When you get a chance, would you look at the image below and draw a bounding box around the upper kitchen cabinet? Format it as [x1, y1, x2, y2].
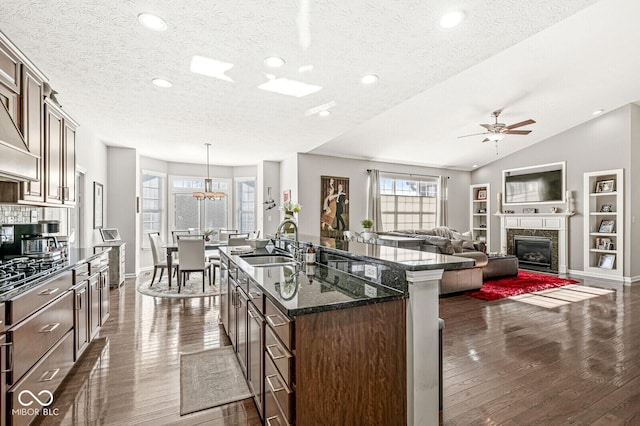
[0, 31, 78, 207]
[45, 98, 77, 206]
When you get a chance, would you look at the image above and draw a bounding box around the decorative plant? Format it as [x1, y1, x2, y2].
[361, 219, 373, 229]
[281, 200, 302, 213]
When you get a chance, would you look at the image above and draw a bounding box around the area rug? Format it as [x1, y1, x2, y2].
[180, 346, 252, 415]
[137, 272, 218, 299]
[466, 270, 579, 301]
[509, 284, 614, 309]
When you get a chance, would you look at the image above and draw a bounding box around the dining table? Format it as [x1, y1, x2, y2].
[163, 240, 228, 287]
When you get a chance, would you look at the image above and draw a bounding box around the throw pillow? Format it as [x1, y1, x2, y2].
[460, 231, 476, 250]
[422, 235, 454, 255]
[451, 239, 464, 253]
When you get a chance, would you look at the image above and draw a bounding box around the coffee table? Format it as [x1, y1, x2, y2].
[483, 254, 519, 280]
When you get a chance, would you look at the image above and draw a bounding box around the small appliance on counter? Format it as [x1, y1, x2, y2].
[0, 221, 65, 261]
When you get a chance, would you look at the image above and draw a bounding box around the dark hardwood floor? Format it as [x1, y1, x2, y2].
[440, 276, 640, 426]
[32, 273, 639, 425]
[35, 273, 261, 426]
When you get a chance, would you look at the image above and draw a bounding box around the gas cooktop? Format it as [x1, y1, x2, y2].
[0, 257, 67, 295]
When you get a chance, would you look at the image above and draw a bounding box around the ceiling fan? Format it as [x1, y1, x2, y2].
[458, 109, 536, 142]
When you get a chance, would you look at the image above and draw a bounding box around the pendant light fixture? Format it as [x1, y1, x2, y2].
[193, 143, 226, 201]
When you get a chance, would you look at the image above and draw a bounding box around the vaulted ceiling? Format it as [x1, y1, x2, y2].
[1, 0, 637, 170]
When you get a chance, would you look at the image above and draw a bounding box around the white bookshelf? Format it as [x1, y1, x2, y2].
[470, 183, 490, 251]
[583, 169, 623, 279]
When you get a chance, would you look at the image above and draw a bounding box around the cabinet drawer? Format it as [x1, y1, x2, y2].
[265, 386, 291, 426]
[8, 330, 74, 426]
[73, 263, 90, 284]
[265, 355, 294, 425]
[265, 298, 293, 350]
[9, 291, 74, 384]
[265, 325, 293, 388]
[248, 280, 264, 313]
[88, 255, 103, 275]
[7, 271, 73, 325]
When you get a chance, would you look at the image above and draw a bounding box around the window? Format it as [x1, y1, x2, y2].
[170, 176, 231, 233]
[236, 178, 256, 233]
[380, 175, 438, 231]
[141, 171, 165, 249]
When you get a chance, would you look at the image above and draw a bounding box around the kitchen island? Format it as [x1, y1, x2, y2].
[220, 237, 474, 425]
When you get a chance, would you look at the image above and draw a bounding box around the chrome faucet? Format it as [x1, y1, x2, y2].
[276, 219, 301, 264]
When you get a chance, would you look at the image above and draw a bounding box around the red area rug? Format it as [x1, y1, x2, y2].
[466, 270, 579, 301]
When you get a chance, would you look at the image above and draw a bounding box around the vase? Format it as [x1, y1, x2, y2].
[284, 211, 296, 233]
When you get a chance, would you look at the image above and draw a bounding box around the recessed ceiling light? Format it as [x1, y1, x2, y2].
[305, 101, 337, 117]
[360, 74, 379, 85]
[190, 56, 234, 82]
[258, 78, 322, 97]
[264, 56, 286, 68]
[592, 109, 605, 116]
[298, 64, 314, 73]
[138, 13, 168, 31]
[152, 78, 172, 88]
[472, 164, 479, 168]
[318, 110, 331, 117]
[440, 11, 465, 29]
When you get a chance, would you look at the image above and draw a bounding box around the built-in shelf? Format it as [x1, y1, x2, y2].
[469, 183, 490, 251]
[583, 169, 624, 280]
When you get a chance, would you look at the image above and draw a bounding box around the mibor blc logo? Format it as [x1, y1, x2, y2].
[12, 390, 59, 417]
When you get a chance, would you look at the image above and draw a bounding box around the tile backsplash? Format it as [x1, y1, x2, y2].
[0, 205, 39, 224]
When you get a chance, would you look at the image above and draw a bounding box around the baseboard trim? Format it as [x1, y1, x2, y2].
[568, 269, 634, 285]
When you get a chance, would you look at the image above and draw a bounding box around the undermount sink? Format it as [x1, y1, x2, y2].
[240, 254, 296, 267]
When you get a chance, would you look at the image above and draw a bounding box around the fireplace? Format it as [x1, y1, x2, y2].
[514, 236, 552, 272]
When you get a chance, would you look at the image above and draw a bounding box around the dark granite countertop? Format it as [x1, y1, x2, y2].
[0, 248, 107, 302]
[220, 246, 405, 317]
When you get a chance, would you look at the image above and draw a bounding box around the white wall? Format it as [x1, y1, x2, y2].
[471, 105, 634, 275]
[257, 161, 280, 236]
[630, 104, 640, 280]
[293, 153, 471, 237]
[75, 126, 108, 249]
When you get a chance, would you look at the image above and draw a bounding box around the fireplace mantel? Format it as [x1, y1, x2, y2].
[496, 212, 574, 273]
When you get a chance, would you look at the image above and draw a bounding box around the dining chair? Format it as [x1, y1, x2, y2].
[176, 235, 212, 292]
[148, 232, 178, 286]
[228, 236, 249, 246]
[171, 229, 191, 243]
[218, 229, 239, 242]
[248, 230, 260, 239]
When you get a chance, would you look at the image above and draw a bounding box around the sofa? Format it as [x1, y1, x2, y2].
[378, 227, 488, 295]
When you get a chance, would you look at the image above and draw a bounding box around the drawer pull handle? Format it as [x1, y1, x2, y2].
[266, 314, 287, 328]
[38, 288, 59, 296]
[76, 293, 82, 310]
[266, 374, 286, 393]
[266, 415, 283, 426]
[39, 368, 60, 382]
[40, 323, 60, 333]
[0, 341, 13, 373]
[266, 344, 290, 361]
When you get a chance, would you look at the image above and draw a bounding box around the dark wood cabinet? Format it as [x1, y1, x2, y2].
[20, 66, 44, 202]
[43, 99, 77, 206]
[0, 334, 7, 426]
[62, 119, 76, 205]
[220, 261, 229, 332]
[247, 303, 264, 418]
[99, 266, 110, 326]
[0, 40, 20, 92]
[73, 280, 90, 360]
[0, 83, 19, 126]
[88, 273, 101, 340]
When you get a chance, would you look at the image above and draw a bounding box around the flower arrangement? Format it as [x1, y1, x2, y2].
[281, 200, 302, 213]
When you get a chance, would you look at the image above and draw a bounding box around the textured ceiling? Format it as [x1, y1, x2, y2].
[0, 0, 613, 168]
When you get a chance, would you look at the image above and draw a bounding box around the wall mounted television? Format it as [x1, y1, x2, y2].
[503, 162, 565, 204]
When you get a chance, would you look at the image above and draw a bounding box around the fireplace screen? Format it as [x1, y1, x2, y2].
[514, 236, 552, 271]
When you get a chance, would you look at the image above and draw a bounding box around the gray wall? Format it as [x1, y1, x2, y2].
[471, 105, 634, 276]
[107, 147, 139, 274]
[257, 161, 280, 236]
[293, 153, 471, 237]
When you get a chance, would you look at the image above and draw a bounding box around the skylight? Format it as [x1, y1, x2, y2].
[258, 78, 322, 98]
[190, 56, 234, 82]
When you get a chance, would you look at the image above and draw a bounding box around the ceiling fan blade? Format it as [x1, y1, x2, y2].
[481, 138, 491, 143]
[457, 132, 490, 138]
[479, 124, 493, 130]
[506, 129, 532, 135]
[506, 119, 536, 129]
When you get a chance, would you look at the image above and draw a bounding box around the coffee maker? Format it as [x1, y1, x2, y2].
[0, 221, 62, 259]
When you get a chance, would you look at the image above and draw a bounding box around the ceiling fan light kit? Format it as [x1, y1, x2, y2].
[459, 109, 536, 144]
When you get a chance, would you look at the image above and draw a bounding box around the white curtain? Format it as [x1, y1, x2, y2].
[437, 175, 448, 227]
[367, 169, 383, 232]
